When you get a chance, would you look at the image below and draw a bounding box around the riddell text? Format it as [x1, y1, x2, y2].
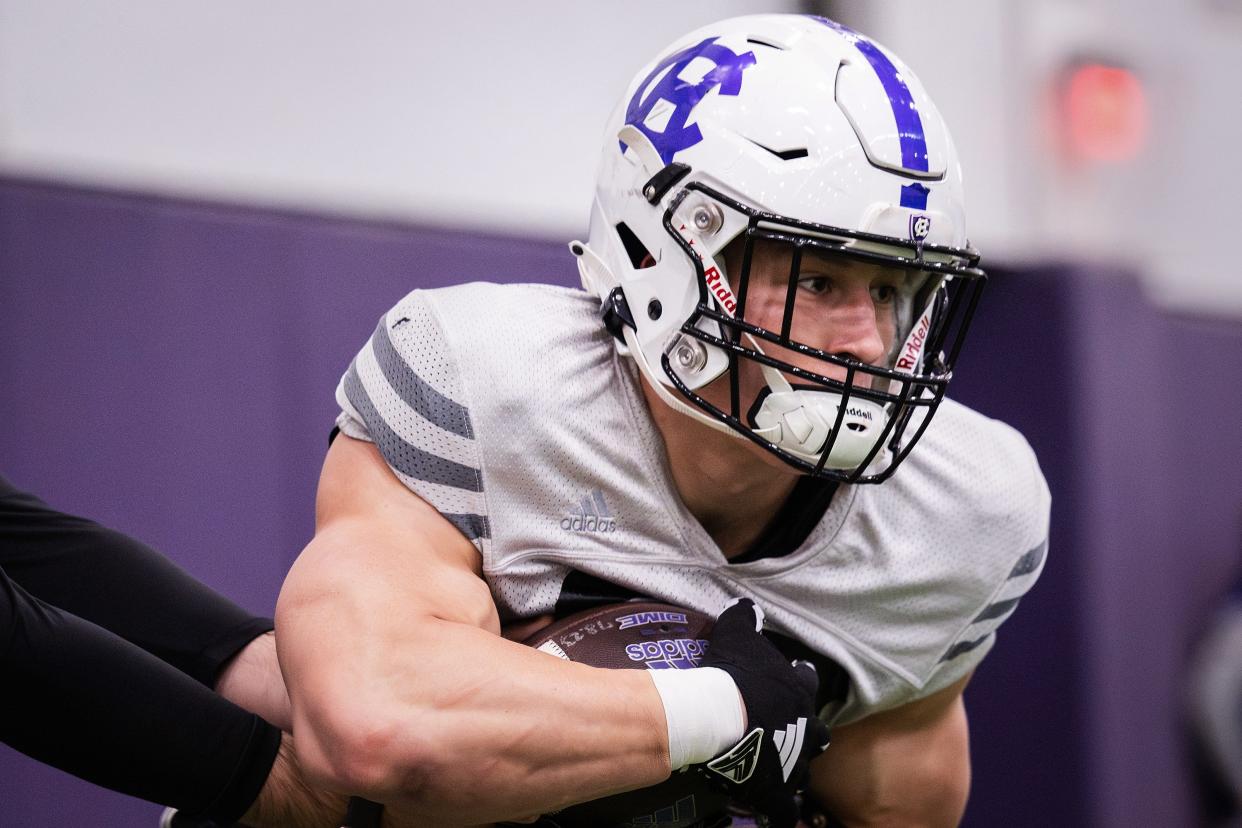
[896, 313, 930, 371]
[704, 266, 738, 314]
[678, 222, 739, 314]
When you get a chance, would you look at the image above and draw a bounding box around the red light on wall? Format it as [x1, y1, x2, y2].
[1060, 62, 1149, 163]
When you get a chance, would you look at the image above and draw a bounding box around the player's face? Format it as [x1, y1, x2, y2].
[711, 238, 917, 399]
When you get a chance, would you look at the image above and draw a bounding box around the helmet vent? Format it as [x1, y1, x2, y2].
[745, 37, 785, 50]
[745, 137, 809, 161]
[615, 222, 656, 270]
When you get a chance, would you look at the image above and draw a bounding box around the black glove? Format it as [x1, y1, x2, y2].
[695, 599, 831, 828]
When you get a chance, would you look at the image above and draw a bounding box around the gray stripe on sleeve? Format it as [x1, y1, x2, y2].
[1008, 539, 1048, 579]
[370, 316, 475, 439]
[940, 632, 993, 663]
[975, 597, 1020, 623]
[343, 362, 483, 492]
[444, 512, 491, 541]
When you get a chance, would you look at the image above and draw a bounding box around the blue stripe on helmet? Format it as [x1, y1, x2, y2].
[811, 17, 930, 175]
[900, 182, 930, 210]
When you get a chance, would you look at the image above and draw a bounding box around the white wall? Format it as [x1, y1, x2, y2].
[841, 0, 1242, 317]
[0, 1, 798, 235]
[3, 1, 1240, 316]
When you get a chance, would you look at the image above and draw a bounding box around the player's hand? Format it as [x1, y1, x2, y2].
[695, 599, 830, 828]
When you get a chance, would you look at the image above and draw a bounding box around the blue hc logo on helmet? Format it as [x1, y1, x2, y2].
[909, 214, 932, 242]
[624, 37, 757, 165]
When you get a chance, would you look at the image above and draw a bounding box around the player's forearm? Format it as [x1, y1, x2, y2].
[241, 734, 474, 828]
[288, 623, 670, 821]
[216, 631, 293, 732]
[397, 625, 672, 821]
[276, 535, 671, 822]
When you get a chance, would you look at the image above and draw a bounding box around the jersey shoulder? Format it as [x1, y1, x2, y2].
[344, 281, 611, 428]
[422, 281, 604, 346]
[903, 397, 1051, 597]
[332, 282, 604, 549]
[874, 398, 1050, 699]
[915, 397, 1049, 523]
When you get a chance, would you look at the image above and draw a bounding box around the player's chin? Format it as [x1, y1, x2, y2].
[737, 431, 808, 477]
[697, 389, 808, 476]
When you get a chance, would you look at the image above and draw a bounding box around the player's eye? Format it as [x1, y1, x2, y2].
[797, 275, 832, 295]
[870, 284, 898, 304]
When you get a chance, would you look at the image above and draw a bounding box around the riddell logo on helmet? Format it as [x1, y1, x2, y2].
[676, 222, 738, 314]
[896, 313, 931, 371]
[704, 266, 737, 314]
[844, 406, 874, 421]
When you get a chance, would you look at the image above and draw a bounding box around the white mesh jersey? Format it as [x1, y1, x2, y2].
[336, 282, 1050, 725]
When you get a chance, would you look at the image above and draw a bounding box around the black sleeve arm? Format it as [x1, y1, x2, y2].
[0, 564, 280, 822]
[0, 477, 272, 686]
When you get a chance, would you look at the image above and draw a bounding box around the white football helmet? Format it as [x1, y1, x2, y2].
[572, 14, 986, 483]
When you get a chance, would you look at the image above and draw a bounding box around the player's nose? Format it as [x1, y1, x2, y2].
[821, 293, 887, 370]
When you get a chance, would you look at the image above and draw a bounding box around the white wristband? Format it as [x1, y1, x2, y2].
[648, 667, 746, 769]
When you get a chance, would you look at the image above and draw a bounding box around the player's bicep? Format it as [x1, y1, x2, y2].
[315, 431, 479, 569]
[298, 432, 495, 629]
[275, 435, 500, 790]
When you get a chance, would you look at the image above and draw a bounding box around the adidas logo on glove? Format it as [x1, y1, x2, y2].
[705, 717, 808, 785]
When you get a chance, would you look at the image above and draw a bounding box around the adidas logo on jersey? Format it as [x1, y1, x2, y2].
[561, 488, 617, 533]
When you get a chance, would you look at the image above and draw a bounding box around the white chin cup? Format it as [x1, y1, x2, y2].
[752, 387, 888, 469]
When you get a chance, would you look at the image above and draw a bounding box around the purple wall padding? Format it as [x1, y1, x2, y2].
[1072, 276, 1242, 827]
[3, 177, 1242, 827]
[0, 178, 579, 825]
[949, 267, 1091, 827]
[952, 265, 1242, 827]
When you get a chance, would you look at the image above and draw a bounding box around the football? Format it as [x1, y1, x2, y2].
[523, 602, 732, 828]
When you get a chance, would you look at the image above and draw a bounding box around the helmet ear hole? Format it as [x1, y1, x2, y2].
[615, 222, 656, 270]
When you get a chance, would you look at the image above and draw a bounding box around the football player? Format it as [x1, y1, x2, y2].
[276, 14, 1049, 827]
